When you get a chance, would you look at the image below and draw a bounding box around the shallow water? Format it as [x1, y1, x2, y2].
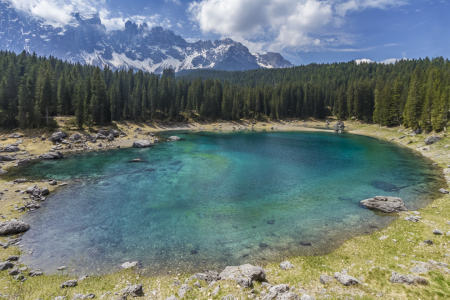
[11, 131, 444, 275]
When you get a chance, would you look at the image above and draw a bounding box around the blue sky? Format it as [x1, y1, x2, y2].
[6, 0, 450, 66]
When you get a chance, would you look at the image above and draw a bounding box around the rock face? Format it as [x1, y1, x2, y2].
[390, 272, 428, 285]
[279, 261, 294, 270]
[0, 220, 30, 235]
[121, 284, 144, 297]
[334, 272, 361, 286]
[132, 140, 153, 148]
[360, 196, 407, 213]
[333, 121, 345, 132]
[424, 136, 441, 145]
[49, 131, 67, 142]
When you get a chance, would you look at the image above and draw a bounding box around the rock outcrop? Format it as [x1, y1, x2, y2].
[0, 220, 30, 235]
[424, 136, 441, 145]
[133, 140, 153, 148]
[390, 272, 428, 285]
[334, 272, 361, 286]
[360, 196, 407, 213]
[39, 152, 64, 159]
[121, 284, 144, 297]
[49, 131, 67, 142]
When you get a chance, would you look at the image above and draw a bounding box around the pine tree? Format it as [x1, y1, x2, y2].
[403, 68, 423, 129]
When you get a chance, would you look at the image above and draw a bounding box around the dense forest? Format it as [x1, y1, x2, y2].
[0, 50, 449, 132]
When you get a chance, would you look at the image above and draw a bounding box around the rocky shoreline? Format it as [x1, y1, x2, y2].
[0, 120, 449, 300]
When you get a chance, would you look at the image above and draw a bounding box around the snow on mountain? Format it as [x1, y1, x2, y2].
[0, 1, 293, 73]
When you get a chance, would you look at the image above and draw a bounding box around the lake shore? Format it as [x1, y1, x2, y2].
[0, 119, 449, 300]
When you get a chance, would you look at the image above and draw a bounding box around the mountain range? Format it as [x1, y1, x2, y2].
[0, 2, 293, 73]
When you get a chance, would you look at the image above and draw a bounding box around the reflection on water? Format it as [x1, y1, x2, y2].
[10, 131, 444, 276]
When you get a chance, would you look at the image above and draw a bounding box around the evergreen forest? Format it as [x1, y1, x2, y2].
[0, 50, 449, 132]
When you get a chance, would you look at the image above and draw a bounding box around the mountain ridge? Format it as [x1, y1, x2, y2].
[0, 2, 293, 73]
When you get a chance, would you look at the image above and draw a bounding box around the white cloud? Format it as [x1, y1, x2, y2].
[189, 0, 409, 52]
[164, 0, 181, 5]
[6, 0, 101, 26]
[336, 0, 409, 16]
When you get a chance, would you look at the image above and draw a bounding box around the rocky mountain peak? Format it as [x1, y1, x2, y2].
[0, 4, 293, 73]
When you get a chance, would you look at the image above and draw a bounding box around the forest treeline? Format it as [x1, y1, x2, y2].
[0, 50, 449, 131]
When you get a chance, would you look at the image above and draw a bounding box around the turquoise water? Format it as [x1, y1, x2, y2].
[11, 131, 443, 276]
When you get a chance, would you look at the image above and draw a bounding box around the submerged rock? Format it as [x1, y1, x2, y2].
[0, 220, 30, 235]
[371, 180, 401, 192]
[168, 136, 181, 141]
[360, 196, 407, 213]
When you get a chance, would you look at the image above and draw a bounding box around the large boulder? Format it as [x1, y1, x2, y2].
[360, 196, 407, 213]
[262, 284, 300, 300]
[0, 155, 15, 161]
[26, 185, 41, 196]
[49, 131, 67, 142]
[133, 140, 153, 148]
[390, 271, 428, 285]
[0, 220, 30, 235]
[4, 145, 20, 152]
[69, 133, 82, 141]
[39, 152, 64, 160]
[424, 135, 441, 145]
[0, 262, 14, 271]
[334, 272, 361, 286]
[98, 129, 109, 136]
[168, 136, 181, 141]
[110, 129, 120, 137]
[61, 280, 77, 288]
[107, 134, 115, 142]
[333, 121, 345, 132]
[9, 133, 22, 138]
[96, 133, 107, 140]
[121, 284, 144, 297]
[239, 264, 266, 281]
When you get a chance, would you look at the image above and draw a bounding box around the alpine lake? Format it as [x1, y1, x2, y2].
[6, 130, 445, 276]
